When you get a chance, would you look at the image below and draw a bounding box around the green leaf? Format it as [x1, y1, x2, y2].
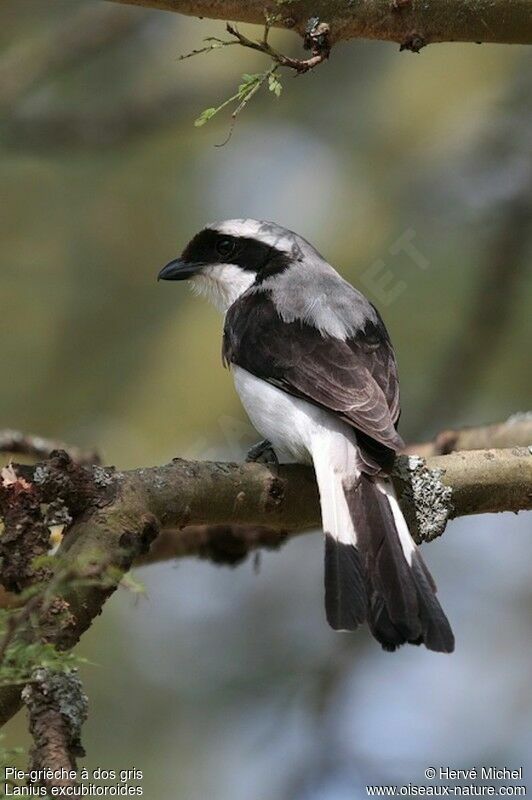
[0, 605, 89, 688]
[238, 73, 261, 96]
[194, 107, 218, 127]
[268, 74, 283, 97]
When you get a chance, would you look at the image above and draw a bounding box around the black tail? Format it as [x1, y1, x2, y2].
[325, 474, 454, 653]
[324, 533, 367, 631]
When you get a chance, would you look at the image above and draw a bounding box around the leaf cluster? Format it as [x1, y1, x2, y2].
[194, 67, 282, 136]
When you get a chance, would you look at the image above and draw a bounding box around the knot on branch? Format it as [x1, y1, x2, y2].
[22, 668, 88, 790]
[399, 32, 426, 52]
[303, 17, 331, 60]
[394, 455, 453, 542]
[264, 473, 285, 511]
[118, 513, 160, 565]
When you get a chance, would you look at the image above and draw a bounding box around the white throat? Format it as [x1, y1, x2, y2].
[189, 263, 255, 313]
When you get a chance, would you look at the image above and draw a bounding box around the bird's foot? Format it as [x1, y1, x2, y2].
[246, 439, 279, 466]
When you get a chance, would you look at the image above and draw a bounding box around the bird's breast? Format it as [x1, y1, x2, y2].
[231, 365, 314, 464]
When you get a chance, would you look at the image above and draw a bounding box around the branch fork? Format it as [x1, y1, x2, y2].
[226, 19, 330, 73]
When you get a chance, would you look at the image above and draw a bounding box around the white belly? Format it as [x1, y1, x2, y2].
[232, 365, 355, 465]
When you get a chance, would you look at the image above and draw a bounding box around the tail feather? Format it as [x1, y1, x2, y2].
[410, 551, 455, 652]
[312, 435, 454, 652]
[346, 474, 454, 653]
[346, 475, 423, 647]
[324, 534, 367, 630]
[368, 596, 415, 652]
[313, 436, 367, 631]
[375, 480, 454, 651]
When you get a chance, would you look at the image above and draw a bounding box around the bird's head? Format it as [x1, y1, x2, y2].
[158, 219, 307, 312]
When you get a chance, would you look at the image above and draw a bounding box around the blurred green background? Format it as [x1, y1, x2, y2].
[1, 2, 531, 798]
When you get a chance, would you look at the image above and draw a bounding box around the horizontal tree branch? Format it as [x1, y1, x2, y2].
[129, 445, 532, 569]
[140, 445, 532, 564]
[108, 0, 532, 46]
[405, 412, 532, 457]
[0, 430, 100, 466]
[0, 417, 530, 728]
[132, 448, 532, 534]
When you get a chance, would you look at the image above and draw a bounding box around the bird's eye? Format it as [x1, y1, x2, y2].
[216, 238, 237, 259]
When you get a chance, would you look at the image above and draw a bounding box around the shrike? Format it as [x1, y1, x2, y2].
[159, 219, 454, 653]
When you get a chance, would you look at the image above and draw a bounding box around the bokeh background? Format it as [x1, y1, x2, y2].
[1, 2, 531, 797]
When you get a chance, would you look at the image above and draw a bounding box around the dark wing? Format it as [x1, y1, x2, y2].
[223, 290, 403, 457]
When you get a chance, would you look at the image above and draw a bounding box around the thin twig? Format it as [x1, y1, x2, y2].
[215, 64, 277, 146]
[226, 22, 330, 73]
[177, 36, 238, 60]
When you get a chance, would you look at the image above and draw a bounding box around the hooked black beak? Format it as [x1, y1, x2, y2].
[157, 258, 205, 281]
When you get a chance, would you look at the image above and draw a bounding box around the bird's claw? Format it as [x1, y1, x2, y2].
[246, 439, 279, 465]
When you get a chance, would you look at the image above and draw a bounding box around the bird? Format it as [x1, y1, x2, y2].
[158, 219, 454, 653]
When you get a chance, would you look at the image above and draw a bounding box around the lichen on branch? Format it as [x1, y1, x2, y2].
[22, 668, 88, 793]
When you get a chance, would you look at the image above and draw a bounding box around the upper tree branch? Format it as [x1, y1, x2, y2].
[108, 0, 532, 46]
[404, 413, 532, 457]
